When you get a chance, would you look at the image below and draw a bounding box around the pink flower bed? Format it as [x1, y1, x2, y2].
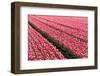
[28, 25, 65, 60]
[32, 16, 88, 42]
[37, 15, 88, 31]
[28, 15, 88, 58]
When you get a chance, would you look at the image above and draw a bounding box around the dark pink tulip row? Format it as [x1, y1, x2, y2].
[28, 25, 65, 60]
[32, 16, 88, 42]
[28, 15, 88, 58]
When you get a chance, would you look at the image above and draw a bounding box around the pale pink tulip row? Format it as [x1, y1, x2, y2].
[32, 16, 87, 42]
[36, 15, 88, 31]
[28, 15, 88, 58]
[28, 25, 65, 60]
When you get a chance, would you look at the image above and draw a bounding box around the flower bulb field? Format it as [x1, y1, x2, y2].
[28, 15, 88, 61]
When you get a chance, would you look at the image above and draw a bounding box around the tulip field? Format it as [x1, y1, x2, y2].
[28, 15, 88, 60]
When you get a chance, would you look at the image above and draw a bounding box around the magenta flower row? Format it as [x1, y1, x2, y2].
[28, 25, 65, 60]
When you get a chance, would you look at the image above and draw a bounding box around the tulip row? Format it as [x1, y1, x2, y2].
[36, 15, 88, 31]
[28, 15, 88, 58]
[28, 24, 65, 60]
[32, 15, 88, 42]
